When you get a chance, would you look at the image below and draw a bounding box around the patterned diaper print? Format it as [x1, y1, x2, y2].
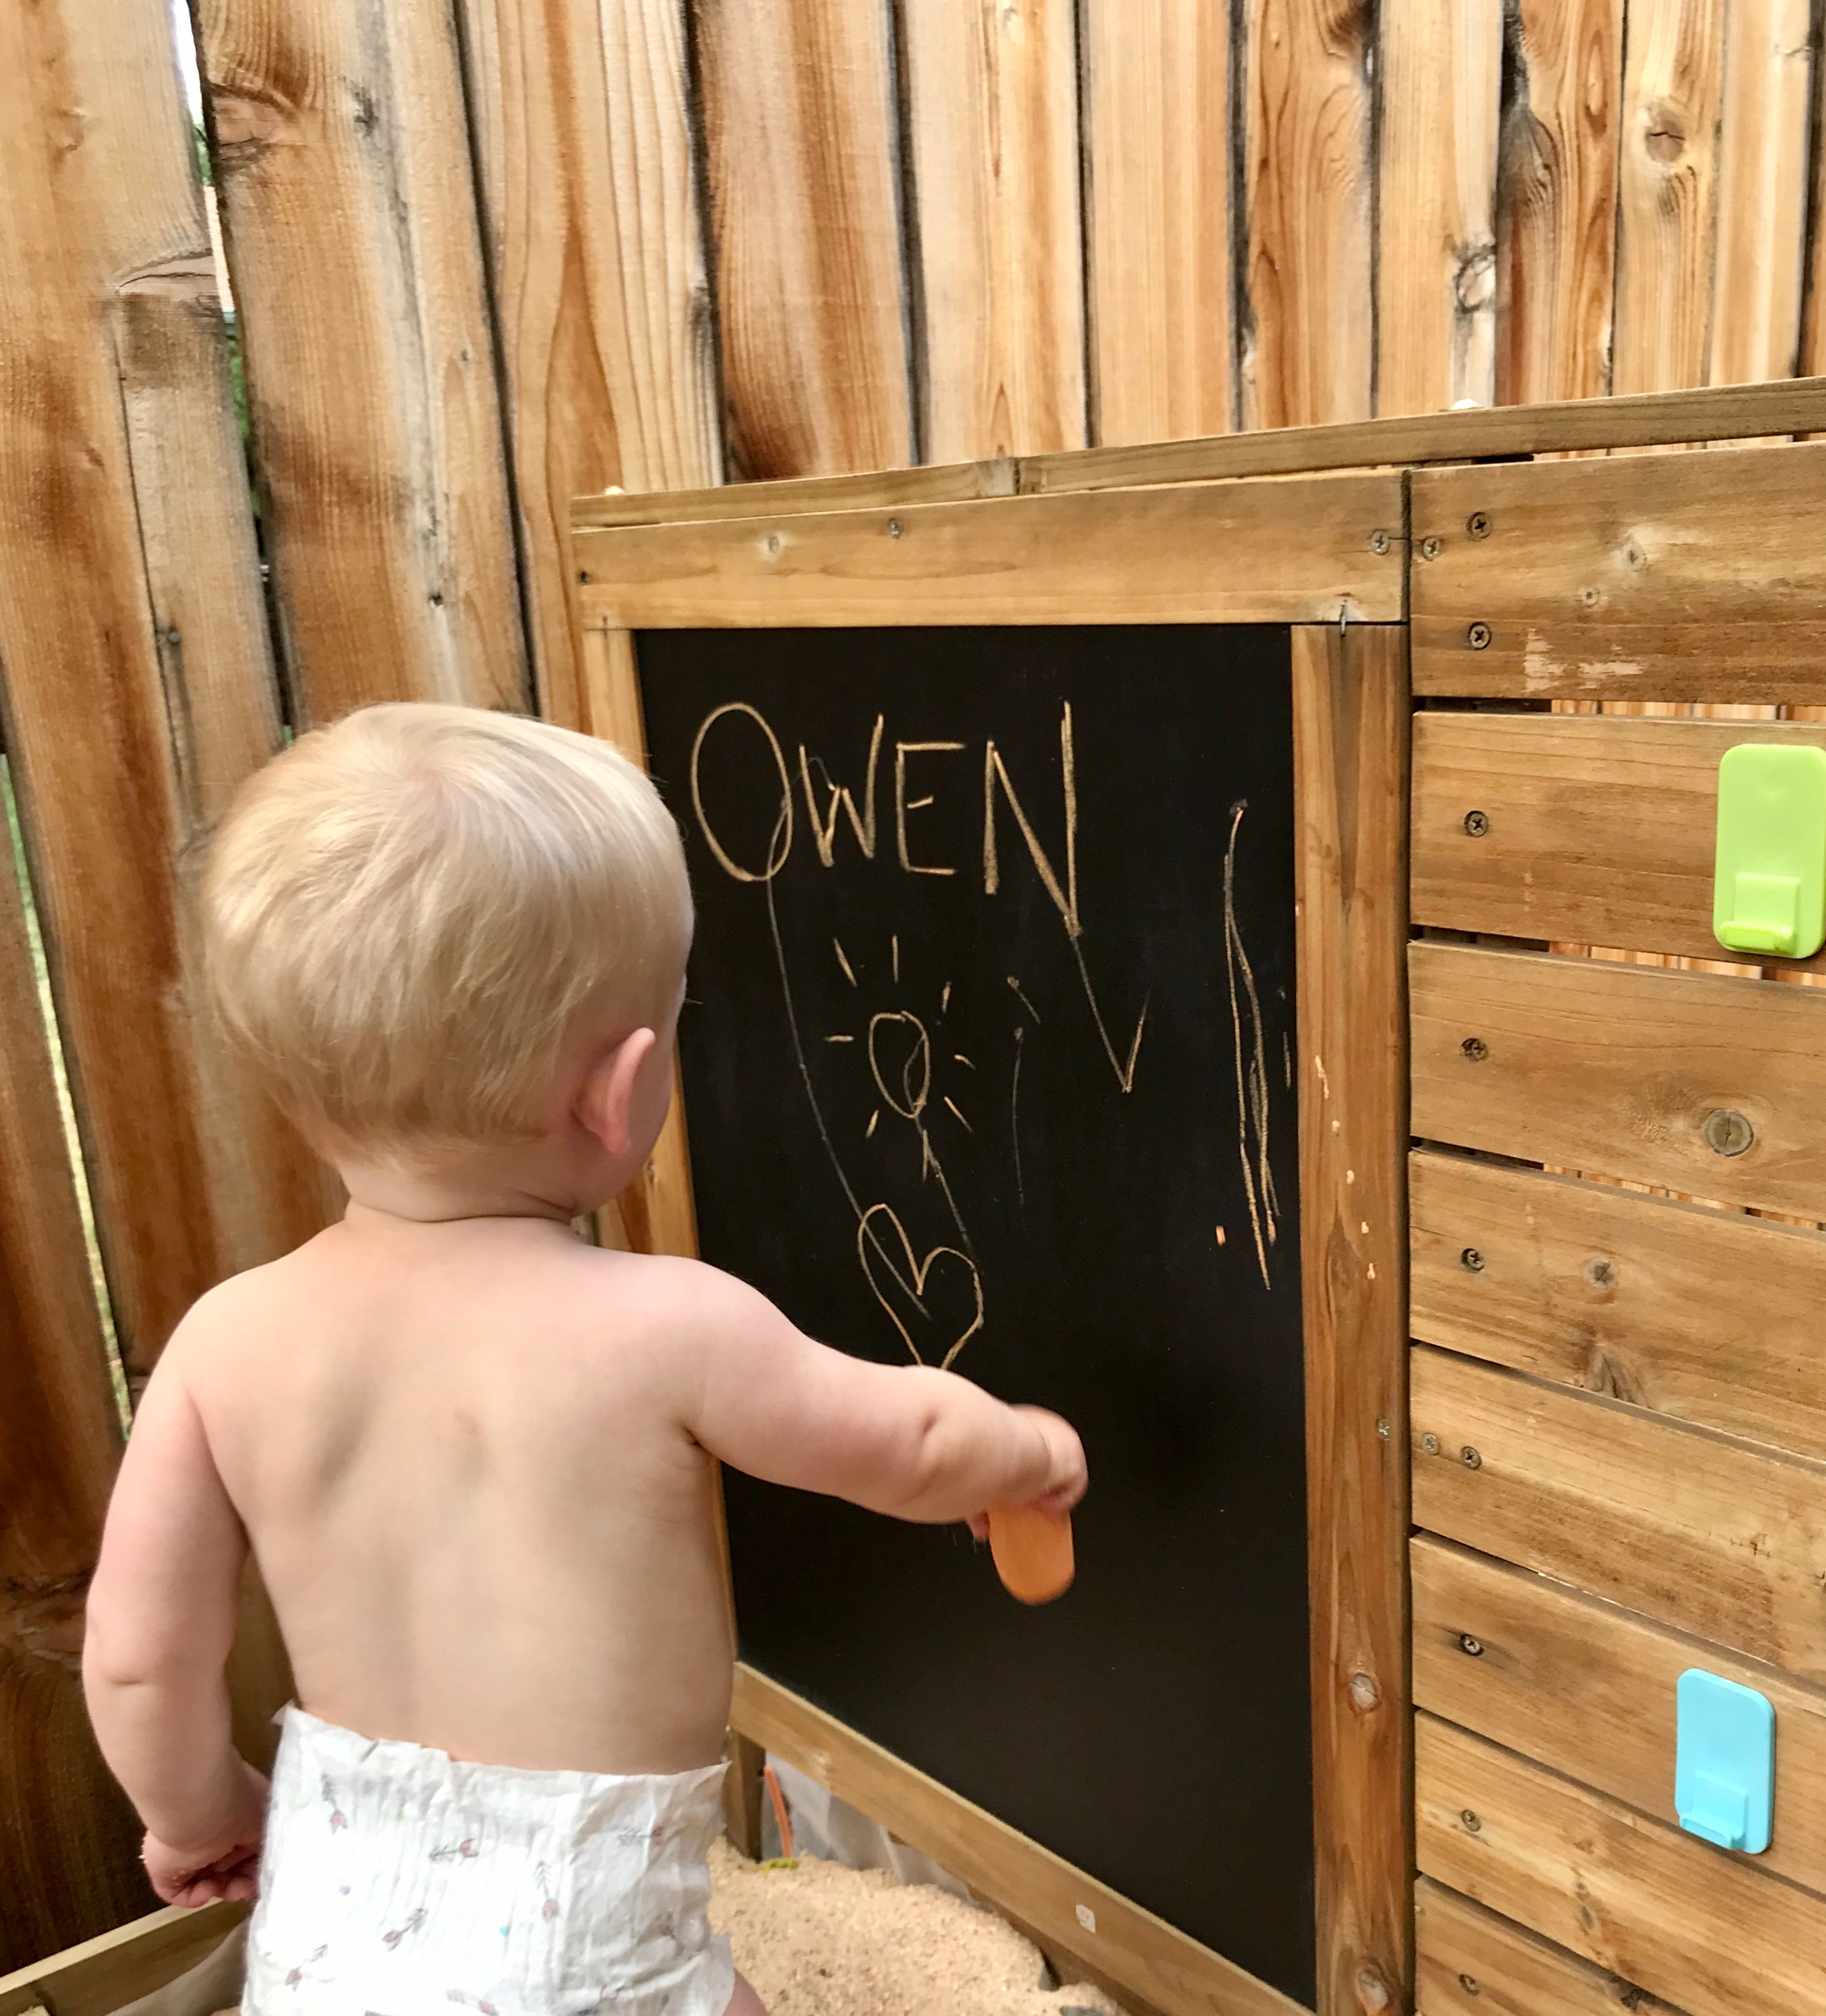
[242, 1706, 733, 2016]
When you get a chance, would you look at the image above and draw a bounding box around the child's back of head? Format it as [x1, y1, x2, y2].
[205, 702, 693, 1157]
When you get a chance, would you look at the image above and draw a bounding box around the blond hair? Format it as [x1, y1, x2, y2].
[205, 703, 692, 1153]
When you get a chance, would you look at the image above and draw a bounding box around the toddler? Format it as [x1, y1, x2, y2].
[82, 704, 1086, 2016]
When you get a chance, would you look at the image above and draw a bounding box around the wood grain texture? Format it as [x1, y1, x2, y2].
[731, 1665, 1306, 2016]
[1410, 1148, 1826, 1461]
[462, 0, 719, 727]
[901, 0, 1086, 461]
[1411, 710, 1826, 965]
[575, 470, 1403, 627]
[1377, 0, 1502, 417]
[1707, 0, 1812, 387]
[0, 833, 145, 1966]
[199, 0, 527, 722]
[0, 0, 334, 1378]
[1493, 0, 1625, 406]
[0, 1905, 247, 2016]
[1418, 1711, 1826, 2016]
[1409, 440, 1826, 701]
[1291, 625, 1411, 2016]
[1081, 0, 1232, 447]
[694, 0, 910, 480]
[1240, 0, 1374, 429]
[573, 457, 1017, 529]
[1414, 1536, 1826, 1897]
[1411, 938, 1826, 1217]
[1611, 0, 1722, 395]
[1415, 1878, 1687, 2016]
[1411, 1343, 1826, 1680]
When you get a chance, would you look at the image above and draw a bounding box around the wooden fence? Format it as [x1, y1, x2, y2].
[3, 0, 1826, 1971]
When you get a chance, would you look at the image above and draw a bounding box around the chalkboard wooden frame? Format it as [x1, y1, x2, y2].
[566, 476, 1411, 2016]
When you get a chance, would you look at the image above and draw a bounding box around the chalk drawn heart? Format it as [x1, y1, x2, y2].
[857, 1203, 983, 1370]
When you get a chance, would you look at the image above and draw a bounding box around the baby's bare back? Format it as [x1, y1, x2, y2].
[187, 1213, 736, 1775]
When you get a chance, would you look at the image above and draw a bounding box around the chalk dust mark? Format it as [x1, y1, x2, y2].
[943, 1096, 972, 1133]
[1283, 1031, 1293, 1090]
[1007, 976, 1043, 1026]
[1215, 1226, 1227, 1247]
[856, 1203, 982, 1369]
[1223, 801, 1279, 1290]
[1009, 1026, 1027, 1217]
[939, 982, 952, 1019]
[866, 1110, 879, 1138]
[868, 1006, 972, 1254]
[833, 939, 858, 987]
[825, 1034, 854, 1043]
[953, 1053, 975, 1069]
[891, 935, 900, 983]
[761, 813, 928, 1319]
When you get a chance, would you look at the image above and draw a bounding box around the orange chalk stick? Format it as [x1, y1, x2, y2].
[986, 1504, 1075, 1604]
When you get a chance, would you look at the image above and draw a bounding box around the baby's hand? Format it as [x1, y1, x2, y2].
[967, 1405, 1087, 1537]
[141, 1762, 270, 1906]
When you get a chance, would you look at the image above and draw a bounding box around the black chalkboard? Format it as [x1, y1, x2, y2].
[640, 625, 1312, 2005]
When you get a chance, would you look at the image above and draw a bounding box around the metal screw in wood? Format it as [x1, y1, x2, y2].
[888, 518, 903, 538]
[1460, 1247, 1484, 1271]
[1586, 1257, 1618, 1287]
[1466, 512, 1492, 540]
[1377, 1419, 1391, 1440]
[1459, 1973, 1482, 1995]
[1460, 1810, 1482, 1834]
[1420, 535, 1442, 561]
[1461, 1446, 1482, 1469]
[1703, 1108, 1755, 1156]
[1462, 809, 1490, 836]
[577, 569, 591, 584]
[1369, 529, 1391, 554]
[1421, 1433, 1441, 1454]
[1460, 1036, 1488, 1061]
[1467, 621, 1492, 649]
[1458, 1634, 1485, 1657]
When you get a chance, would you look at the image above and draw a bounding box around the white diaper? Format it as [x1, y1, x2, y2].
[243, 1706, 733, 2016]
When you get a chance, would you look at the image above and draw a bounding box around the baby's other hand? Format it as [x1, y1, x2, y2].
[142, 1762, 269, 1906]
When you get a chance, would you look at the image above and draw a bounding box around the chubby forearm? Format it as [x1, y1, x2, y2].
[83, 1638, 243, 1854]
[852, 1366, 1054, 1522]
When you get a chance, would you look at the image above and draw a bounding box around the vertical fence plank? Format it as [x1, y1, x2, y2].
[1707, 0, 1812, 387]
[1611, 0, 1723, 396]
[0, 0, 334, 1373]
[1494, 0, 1625, 404]
[0, 847, 145, 1965]
[902, 0, 1086, 460]
[696, 0, 912, 481]
[1240, 0, 1376, 429]
[463, 0, 720, 729]
[199, 0, 528, 722]
[1377, 0, 1502, 417]
[1080, 0, 1232, 447]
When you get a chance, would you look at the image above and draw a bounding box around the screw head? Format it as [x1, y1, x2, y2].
[1704, 1108, 1754, 1156]
[1461, 1809, 1483, 1834]
[1462, 809, 1490, 838]
[1420, 535, 1443, 561]
[887, 518, 903, 538]
[1369, 529, 1391, 554]
[576, 569, 592, 585]
[1466, 511, 1492, 540]
[1377, 1418, 1391, 1440]
[1421, 1433, 1441, 1455]
[1586, 1257, 1618, 1287]
[1462, 1445, 1483, 1469]
[765, 533, 784, 556]
[1467, 621, 1493, 650]
[1458, 1633, 1485, 1657]
[1461, 1247, 1485, 1272]
[1459, 1972, 1482, 1994]
[1460, 1036, 1488, 1062]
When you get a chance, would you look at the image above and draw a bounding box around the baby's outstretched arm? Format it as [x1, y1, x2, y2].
[679, 1268, 1086, 1522]
[83, 1349, 268, 1906]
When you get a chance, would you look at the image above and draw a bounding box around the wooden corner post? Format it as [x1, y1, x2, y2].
[1292, 623, 1413, 2016]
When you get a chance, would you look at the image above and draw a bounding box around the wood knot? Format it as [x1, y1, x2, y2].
[1353, 1963, 1392, 2012]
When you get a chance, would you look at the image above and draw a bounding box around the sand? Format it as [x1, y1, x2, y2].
[709, 1840, 1124, 2016]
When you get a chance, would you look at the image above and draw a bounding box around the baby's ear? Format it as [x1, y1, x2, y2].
[575, 1026, 658, 1157]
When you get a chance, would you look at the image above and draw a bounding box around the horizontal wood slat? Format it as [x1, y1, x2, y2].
[1411, 1344, 1826, 1681]
[1418, 1713, 1826, 2016]
[1415, 1877, 1687, 2016]
[731, 1666, 1303, 2016]
[0, 1903, 245, 2016]
[1411, 711, 1826, 966]
[1410, 940, 1826, 1219]
[1413, 1536, 1826, 1898]
[575, 472, 1403, 627]
[1409, 1150, 1826, 1462]
[573, 459, 1019, 529]
[1410, 441, 1826, 702]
